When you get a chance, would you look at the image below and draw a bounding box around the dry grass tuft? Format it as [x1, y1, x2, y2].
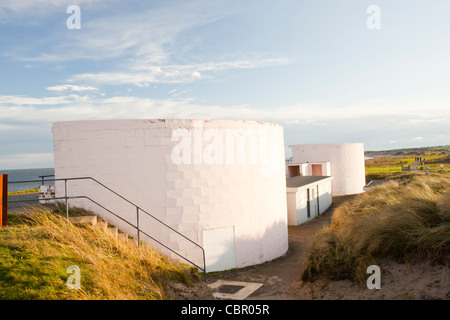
[302, 173, 450, 283]
[0, 207, 201, 299]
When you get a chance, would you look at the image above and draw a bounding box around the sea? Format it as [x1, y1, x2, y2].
[0, 168, 55, 192]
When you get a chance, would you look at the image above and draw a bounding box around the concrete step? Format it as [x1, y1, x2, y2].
[70, 215, 149, 251]
[117, 233, 129, 243]
[69, 215, 98, 226]
[96, 221, 108, 231]
[107, 227, 118, 237]
[129, 238, 139, 247]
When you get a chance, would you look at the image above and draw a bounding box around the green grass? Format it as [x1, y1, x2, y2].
[365, 152, 450, 181]
[302, 173, 450, 284]
[0, 208, 201, 299]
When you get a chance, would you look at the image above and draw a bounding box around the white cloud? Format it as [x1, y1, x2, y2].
[0, 91, 448, 126]
[2, 71, 450, 131]
[12, 0, 232, 62]
[46, 84, 98, 92]
[8, 0, 290, 90]
[0, 152, 53, 169]
[0, 95, 72, 105]
[70, 58, 291, 87]
[413, 137, 423, 140]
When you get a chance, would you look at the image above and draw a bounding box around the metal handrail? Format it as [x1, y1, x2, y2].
[38, 174, 55, 185]
[8, 176, 206, 278]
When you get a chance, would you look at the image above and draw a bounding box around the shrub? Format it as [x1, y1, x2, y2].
[302, 174, 450, 283]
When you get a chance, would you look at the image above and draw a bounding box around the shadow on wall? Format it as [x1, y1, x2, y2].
[201, 220, 289, 273]
[139, 219, 289, 274]
[295, 191, 332, 225]
[287, 188, 332, 226]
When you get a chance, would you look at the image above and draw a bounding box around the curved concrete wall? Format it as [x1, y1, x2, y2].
[290, 143, 366, 196]
[52, 119, 288, 272]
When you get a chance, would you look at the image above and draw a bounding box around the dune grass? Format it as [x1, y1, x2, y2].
[302, 173, 450, 283]
[0, 207, 201, 300]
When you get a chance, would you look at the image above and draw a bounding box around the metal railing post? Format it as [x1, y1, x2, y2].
[0, 174, 7, 228]
[137, 207, 140, 248]
[65, 179, 69, 220]
[6, 176, 207, 278]
[202, 249, 206, 280]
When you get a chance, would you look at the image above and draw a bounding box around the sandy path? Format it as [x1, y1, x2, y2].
[205, 195, 355, 300]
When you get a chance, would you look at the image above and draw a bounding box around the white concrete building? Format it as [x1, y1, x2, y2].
[286, 175, 333, 226]
[286, 161, 331, 178]
[290, 143, 366, 196]
[52, 119, 289, 273]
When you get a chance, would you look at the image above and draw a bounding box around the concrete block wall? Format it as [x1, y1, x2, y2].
[290, 143, 366, 196]
[53, 119, 289, 272]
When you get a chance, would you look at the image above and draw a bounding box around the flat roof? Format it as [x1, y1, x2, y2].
[286, 175, 332, 188]
[286, 161, 330, 165]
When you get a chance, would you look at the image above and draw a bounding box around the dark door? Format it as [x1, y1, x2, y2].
[317, 185, 320, 215]
[307, 188, 310, 218]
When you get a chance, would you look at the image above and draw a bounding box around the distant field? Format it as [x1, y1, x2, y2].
[365, 150, 450, 181]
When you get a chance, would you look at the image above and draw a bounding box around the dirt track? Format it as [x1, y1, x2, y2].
[202, 195, 356, 300]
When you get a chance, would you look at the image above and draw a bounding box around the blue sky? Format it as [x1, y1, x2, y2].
[0, 0, 449, 169]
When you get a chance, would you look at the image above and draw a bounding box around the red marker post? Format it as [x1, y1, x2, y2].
[0, 174, 7, 227]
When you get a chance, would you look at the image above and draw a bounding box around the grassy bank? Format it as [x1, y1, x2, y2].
[365, 151, 450, 181]
[0, 208, 201, 299]
[302, 173, 450, 283]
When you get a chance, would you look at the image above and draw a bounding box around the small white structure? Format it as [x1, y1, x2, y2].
[38, 185, 56, 204]
[286, 162, 331, 178]
[286, 176, 333, 225]
[52, 119, 289, 273]
[290, 143, 366, 196]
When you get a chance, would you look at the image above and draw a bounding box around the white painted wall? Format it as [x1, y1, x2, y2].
[52, 119, 288, 272]
[286, 177, 332, 225]
[203, 226, 236, 273]
[290, 143, 365, 196]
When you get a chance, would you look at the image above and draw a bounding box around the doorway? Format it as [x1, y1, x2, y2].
[203, 226, 236, 272]
[311, 164, 322, 176]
